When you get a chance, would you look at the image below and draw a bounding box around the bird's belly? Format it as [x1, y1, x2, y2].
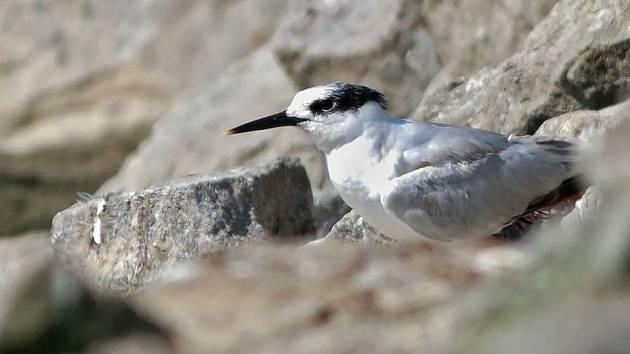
[327, 151, 420, 241]
[331, 178, 420, 241]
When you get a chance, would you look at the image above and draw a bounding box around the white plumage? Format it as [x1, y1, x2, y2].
[228, 82, 578, 241]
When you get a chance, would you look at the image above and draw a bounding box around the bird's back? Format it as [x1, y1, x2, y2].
[380, 124, 578, 240]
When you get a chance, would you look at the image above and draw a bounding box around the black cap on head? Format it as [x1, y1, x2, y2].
[316, 82, 388, 114]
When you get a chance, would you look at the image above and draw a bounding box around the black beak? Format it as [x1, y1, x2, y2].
[225, 111, 308, 135]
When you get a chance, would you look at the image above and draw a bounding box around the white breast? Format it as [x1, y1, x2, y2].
[326, 136, 421, 241]
[326, 136, 392, 195]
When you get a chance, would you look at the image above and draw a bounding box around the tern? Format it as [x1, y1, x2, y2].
[227, 82, 581, 241]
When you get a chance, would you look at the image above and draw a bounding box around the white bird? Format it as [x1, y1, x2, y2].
[227, 82, 581, 241]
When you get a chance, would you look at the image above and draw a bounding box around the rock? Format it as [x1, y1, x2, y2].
[85, 335, 173, 354]
[0, 268, 170, 354]
[560, 187, 601, 227]
[413, 0, 630, 135]
[423, 0, 558, 77]
[312, 210, 397, 246]
[536, 99, 630, 141]
[0, 231, 52, 327]
[100, 47, 328, 195]
[310, 184, 351, 238]
[0, 0, 288, 236]
[272, 0, 441, 116]
[130, 242, 527, 354]
[50, 158, 314, 296]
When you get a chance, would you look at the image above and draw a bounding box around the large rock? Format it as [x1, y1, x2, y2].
[51, 158, 314, 296]
[536, 99, 630, 141]
[0, 0, 288, 235]
[131, 242, 528, 354]
[100, 47, 329, 195]
[413, 0, 630, 135]
[272, 0, 441, 116]
[423, 0, 558, 77]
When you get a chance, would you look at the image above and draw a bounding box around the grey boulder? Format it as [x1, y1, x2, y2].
[272, 0, 441, 116]
[413, 0, 630, 135]
[423, 0, 558, 77]
[50, 158, 314, 296]
[536, 99, 630, 141]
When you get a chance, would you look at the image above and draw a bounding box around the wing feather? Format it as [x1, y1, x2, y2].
[382, 132, 577, 241]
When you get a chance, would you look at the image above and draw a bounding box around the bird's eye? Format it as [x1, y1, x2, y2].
[320, 99, 335, 111]
[311, 98, 336, 113]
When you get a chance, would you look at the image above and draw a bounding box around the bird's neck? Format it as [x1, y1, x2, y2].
[311, 104, 392, 155]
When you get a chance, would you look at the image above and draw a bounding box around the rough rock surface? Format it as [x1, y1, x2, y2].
[100, 47, 328, 196]
[423, 0, 558, 77]
[0, 0, 288, 235]
[51, 158, 314, 296]
[413, 0, 630, 135]
[272, 0, 441, 116]
[560, 187, 601, 227]
[310, 185, 351, 238]
[536, 99, 630, 141]
[313, 210, 397, 246]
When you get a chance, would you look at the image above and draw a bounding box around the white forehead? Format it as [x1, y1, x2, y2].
[287, 86, 331, 114]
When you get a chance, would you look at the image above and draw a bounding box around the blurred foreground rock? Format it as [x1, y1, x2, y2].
[132, 242, 528, 354]
[414, 0, 630, 135]
[0, 0, 288, 236]
[0, 263, 170, 354]
[0, 232, 52, 327]
[51, 158, 313, 296]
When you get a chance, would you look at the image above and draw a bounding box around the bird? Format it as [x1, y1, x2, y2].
[226, 81, 582, 242]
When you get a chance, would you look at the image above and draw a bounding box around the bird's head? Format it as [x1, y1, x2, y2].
[226, 82, 388, 153]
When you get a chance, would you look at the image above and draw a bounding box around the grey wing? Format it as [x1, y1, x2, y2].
[382, 136, 576, 241]
[392, 124, 509, 177]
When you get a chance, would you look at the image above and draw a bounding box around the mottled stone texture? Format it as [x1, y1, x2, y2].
[272, 0, 442, 117]
[423, 0, 558, 76]
[51, 158, 314, 295]
[413, 1, 630, 135]
[313, 210, 397, 246]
